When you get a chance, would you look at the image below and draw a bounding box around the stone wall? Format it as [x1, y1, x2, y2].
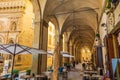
[14, 0, 34, 71]
[0, 0, 35, 71]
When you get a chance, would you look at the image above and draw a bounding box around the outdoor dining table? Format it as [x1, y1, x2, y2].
[91, 75, 103, 80]
[83, 71, 98, 80]
[91, 75, 99, 80]
[84, 70, 98, 76]
[20, 75, 33, 80]
[42, 71, 52, 79]
[20, 74, 48, 80]
[35, 74, 47, 80]
[83, 74, 90, 80]
[0, 77, 7, 80]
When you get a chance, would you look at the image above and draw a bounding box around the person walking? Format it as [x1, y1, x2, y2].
[82, 63, 86, 70]
[72, 61, 76, 69]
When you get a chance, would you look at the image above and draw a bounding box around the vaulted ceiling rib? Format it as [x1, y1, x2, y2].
[43, 0, 103, 51]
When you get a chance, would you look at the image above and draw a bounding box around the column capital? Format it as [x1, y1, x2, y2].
[34, 19, 40, 24]
[34, 19, 48, 28]
[59, 34, 63, 39]
[40, 19, 48, 28]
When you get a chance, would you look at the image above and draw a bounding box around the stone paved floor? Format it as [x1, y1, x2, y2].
[67, 71, 83, 80]
[59, 63, 83, 80]
[67, 63, 105, 80]
[19, 63, 104, 80]
[67, 63, 83, 80]
[61, 63, 104, 80]
[19, 63, 84, 80]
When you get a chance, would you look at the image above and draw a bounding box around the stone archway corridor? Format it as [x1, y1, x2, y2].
[0, 0, 120, 80]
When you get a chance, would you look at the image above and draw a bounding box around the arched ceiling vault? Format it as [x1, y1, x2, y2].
[69, 28, 95, 47]
[74, 39, 93, 50]
[61, 8, 98, 33]
[43, 0, 104, 52]
[78, 44, 92, 51]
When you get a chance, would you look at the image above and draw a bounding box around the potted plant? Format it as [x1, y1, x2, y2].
[26, 69, 31, 75]
[96, 33, 100, 38]
[12, 69, 19, 78]
[106, 0, 112, 9]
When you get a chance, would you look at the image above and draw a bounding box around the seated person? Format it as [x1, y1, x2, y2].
[66, 64, 71, 71]
[59, 67, 64, 74]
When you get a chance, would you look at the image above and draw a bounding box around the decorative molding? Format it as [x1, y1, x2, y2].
[0, 13, 23, 19]
[0, 35, 5, 43]
[107, 12, 115, 33]
[0, 0, 26, 13]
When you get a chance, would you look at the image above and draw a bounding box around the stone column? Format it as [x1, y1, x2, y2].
[76, 47, 80, 62]
[96, 47, 103, 68]
[51, 34, 62, 80]
[74, 45, 77, 61]
[31, 19, 48, 74]
[63, 39, 69, 64]
[69, 45, 73, 62]
[60, 35, 63, 66]
[94, 49, 98, 67]
[51, 43, 60, 80]
[75, 47, 77, 61]
[67, 41, 70, 63]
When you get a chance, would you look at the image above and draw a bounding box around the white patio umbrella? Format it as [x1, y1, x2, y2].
[0, 43, 47, 79]
[47, 50, 74, 58]
[60, 51, 74, 58]
[47, 50, 53, 55]
[62, 53, 74, 58]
